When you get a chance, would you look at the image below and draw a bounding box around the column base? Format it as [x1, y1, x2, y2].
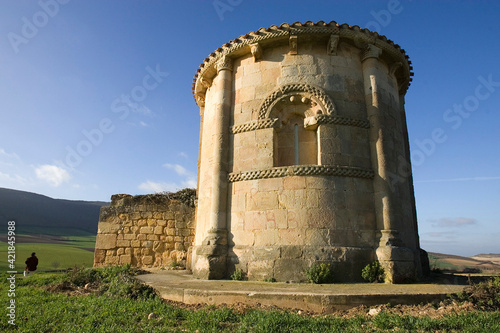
[192, 230, 228, 279]
[376, 230, 418, 283]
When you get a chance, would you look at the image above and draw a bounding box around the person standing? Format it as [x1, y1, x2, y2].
[24, 252, 38, 277]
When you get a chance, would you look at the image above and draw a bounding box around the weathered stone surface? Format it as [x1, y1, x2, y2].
[95, 234, 116, 250]
[93, 193, 195, 269]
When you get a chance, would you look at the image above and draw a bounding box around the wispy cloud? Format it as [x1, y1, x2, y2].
[163, 163, 189, 176]
[0, 148, 21, 167]
[425, 231, 459, 239]
[138, 163, 196, 194]
[35, 164, 71, 187]
[178, 152, 188, 159]
[416, 176, 500, 183]
[138, 180, 178, 193]
[0, 171, 28, 185]
[429, 217, 478, 228]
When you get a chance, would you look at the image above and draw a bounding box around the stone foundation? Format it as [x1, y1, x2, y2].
[93, 193, 195, 269]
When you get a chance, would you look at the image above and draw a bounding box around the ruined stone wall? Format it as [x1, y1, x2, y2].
[93, 193, 195, 269]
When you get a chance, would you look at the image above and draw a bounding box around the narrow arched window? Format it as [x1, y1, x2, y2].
[275, 113, 317, 167]
[294, 124, 299, 165]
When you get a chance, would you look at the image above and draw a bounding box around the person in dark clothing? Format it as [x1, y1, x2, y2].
[24, 252, 38, 276]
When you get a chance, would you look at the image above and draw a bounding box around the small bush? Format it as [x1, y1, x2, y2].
[454, 276, 500, 310]
[231, 268, 244, 281]
[305, 263, 334, 284]
[362, 261, 385, 283]
[48, 265, 156, 300]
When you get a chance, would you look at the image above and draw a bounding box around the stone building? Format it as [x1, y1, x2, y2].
[191, 21, 428, 283]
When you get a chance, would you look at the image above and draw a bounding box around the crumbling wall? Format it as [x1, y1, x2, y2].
[93, 192, 195, 269]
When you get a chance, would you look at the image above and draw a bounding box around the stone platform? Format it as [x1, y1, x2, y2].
[137, 270, 466, 313]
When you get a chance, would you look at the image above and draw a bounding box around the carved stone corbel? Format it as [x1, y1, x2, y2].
[289, 35, 298, 55]
[389, 62, 402, 76]
[195, 93, 205, 107]
[327, 34, 340, 56]
[200, 76, 212, 89]
[250, 43, 263, 61]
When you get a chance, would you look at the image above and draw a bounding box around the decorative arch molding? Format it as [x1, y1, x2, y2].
[258, 83, 336, 119]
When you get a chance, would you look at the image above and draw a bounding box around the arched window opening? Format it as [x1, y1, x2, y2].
[275, 112, 317, 167]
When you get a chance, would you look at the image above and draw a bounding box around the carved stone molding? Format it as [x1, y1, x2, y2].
[216, 55, 233, 72]
[314, 114, 370, 129]
[250, 43, 263, 60]
[259, 83, 336, 119]
[231, 118, 279, 134]
[327, 34, 340, 55]
[229, 165, 374, 182]
[193, 22, 414, 99]
[362, 44, 382, 62]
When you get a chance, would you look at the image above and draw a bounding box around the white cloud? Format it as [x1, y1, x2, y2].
[35, 164, 71, 187]
[163, 163, 189, 176]
[182, 178, 197, 188]
[429, 217, 478, 228]
[0, 148, 21, 167]
[0, 171, 27, 185]
[138, 180, 179, 193]
[138, 162, 197, 194]
[139, 121, 148, 127]
[178, 152, 188, 159]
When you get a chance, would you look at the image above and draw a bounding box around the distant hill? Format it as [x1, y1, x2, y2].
[0, 187, 108, 236]
[429, 252, 500, 273]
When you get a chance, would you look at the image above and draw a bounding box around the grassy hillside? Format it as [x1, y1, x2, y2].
[0, 187, 107, 235]
[0, 233, 96, 271]
[429, 252, 500, 273]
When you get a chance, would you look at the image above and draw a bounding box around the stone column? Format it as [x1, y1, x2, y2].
[193, 55, 233, 279]
[362, 44, 415, 283]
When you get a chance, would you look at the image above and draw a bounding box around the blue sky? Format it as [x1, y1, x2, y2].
[0, 0, 499, 256]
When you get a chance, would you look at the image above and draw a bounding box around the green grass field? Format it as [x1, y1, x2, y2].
[1, 268, 499, 332]
[0, 233, 95, 272]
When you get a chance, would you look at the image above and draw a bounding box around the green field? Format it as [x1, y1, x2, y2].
[1, 268, 499, 332]
[0, 233, 95, 272]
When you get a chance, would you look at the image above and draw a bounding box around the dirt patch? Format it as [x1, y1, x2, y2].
[158, 298, 482, 319]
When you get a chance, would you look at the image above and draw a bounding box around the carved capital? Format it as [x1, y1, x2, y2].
[327, 34, 340, 56]
[216, 55, 233, 72]
[362, 44, 382, 62]
[289, 35, 298, 55]
[250, 43, 263, 61]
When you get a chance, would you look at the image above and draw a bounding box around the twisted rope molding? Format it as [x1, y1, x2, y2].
[315, 115, 370, 129]
[259, 83, 336, 119]
[231, 115, 369, 134]
[228, 165, 374, 182]
[231, 118, 279, 134]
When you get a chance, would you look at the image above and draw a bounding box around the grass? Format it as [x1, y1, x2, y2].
[1, 268, 500, 332]
[0, 233, 96, 271]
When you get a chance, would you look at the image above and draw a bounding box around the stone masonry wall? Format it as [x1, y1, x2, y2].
[93, 193, 195, 269]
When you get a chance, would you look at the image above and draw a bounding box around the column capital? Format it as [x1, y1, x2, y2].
[216, 55, 233, 72]
[362, 44, 382, 62]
